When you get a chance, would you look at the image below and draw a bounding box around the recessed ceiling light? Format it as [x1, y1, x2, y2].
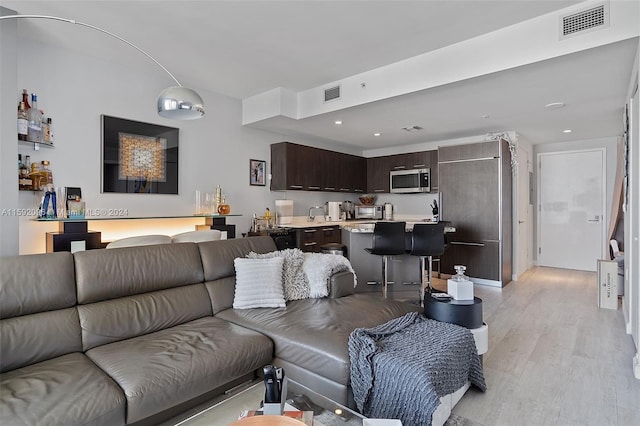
[481, 115, 490, 119]
[563, 129, 572, 133]
[545, 102, 566, 109]
[334, 120, 343, 125]
[373, 133, 381, 137]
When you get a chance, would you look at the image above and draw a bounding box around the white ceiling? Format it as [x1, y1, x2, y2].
[2, 0, 637, 150]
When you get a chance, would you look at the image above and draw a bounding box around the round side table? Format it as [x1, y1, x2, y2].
[423, 292, 483, 329]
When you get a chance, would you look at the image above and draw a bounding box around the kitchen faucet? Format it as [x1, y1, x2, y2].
[308, 206, 324, 222]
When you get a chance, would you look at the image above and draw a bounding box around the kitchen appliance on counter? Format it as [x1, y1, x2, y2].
[342, 200, 355, 220]
[355, 204, 383, 220]
[275, 199, 293, 225]
[383, 203, 394, 220]
[390, 168, 430, 193]
[325, 201, 342, 222]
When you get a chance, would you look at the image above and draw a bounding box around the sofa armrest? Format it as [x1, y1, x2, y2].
[329, 271, 355, 298]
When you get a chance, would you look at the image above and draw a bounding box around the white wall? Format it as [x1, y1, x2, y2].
[0, 7, 19, 257]
[10, 36, 291, 254]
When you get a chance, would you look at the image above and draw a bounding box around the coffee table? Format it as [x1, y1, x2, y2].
[171, 379, 365, 426]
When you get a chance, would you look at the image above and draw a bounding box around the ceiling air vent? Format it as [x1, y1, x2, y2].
[402, 125, 424, 132]
[324, 85, 341, 102]
[560, 3, 609, 39]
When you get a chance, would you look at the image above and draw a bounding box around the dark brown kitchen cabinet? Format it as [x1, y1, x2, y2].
[296, 225, 341, 252]
[271, 142, 366, 192]
[438, 140, 512, 286]
[366, 150, 437, 193]
[366, 156, 390, 193]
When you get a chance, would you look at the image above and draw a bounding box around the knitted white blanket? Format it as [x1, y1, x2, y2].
[302, 252, 357, 298]
[247, 249, 356, 300]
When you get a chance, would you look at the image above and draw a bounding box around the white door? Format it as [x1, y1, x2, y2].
[538, 149, 605, 271]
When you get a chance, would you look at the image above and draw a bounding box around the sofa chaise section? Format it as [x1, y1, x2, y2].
[0, 252, 125, 426]
[73, 243, 273, 425]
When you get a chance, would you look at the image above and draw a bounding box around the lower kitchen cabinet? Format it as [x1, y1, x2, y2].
[440, 240, 501, 282]
[297, 225, 341, 253]
[341, 229, 421, 301]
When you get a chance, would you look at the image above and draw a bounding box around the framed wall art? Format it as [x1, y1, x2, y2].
[250, 159, 266, 186]
[101, 115, 179, 194]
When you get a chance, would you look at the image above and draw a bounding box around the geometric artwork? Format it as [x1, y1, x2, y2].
[118, 133, 166, 181]
[101, 115, 178, 194]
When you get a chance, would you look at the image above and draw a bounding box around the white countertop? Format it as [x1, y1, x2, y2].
[278, 215, 452, 233]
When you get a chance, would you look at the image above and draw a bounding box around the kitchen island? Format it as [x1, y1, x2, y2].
[278, 217, 452, 301]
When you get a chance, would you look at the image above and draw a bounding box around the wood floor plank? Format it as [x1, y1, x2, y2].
[452, 266, 638, 426]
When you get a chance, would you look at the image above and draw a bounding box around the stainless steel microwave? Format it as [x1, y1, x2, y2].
[355, 204, 383, 220]
[390, 168, 430, 193]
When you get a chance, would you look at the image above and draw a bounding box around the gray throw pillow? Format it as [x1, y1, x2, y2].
[247, 249, 309, 301]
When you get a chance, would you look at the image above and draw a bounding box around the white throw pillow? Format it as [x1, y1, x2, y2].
[233, 257, 286, 309]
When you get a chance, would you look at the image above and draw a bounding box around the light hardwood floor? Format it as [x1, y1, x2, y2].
[442, 267, 640, 426]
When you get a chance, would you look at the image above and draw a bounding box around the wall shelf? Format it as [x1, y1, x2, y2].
[19, 140, 54, 150]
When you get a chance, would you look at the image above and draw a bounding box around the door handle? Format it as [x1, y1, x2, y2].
[518, 220, 525, 224]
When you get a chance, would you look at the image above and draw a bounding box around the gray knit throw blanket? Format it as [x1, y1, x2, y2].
[348, 312, 486, 425]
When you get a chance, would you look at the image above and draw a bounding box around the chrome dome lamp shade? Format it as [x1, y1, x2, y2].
[1, 14, 205, 120]
[158, 86, 205, 120]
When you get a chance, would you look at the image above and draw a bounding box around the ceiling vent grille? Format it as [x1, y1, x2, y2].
[324, 85, 341, 102]
[560, 3, 608, 39]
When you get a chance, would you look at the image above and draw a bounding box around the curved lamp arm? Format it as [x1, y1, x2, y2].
[0, 14, 204, 119]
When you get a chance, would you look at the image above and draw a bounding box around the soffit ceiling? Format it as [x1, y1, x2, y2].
[3, 0, 636, 150]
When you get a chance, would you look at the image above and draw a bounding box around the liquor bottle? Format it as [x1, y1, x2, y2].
[43, 117, 54, 144]
[22, 89, 30, 110]
[40, 160, 54, 186]
[18, 102, 28, 141]
[27, 93, 43, 142]
[18, 154, 32, 190]
[29, 162, 41, 191]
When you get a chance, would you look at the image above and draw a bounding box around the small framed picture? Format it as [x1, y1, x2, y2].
[250, 159, 266, 186]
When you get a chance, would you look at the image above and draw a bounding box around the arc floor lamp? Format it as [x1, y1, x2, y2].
[0, 14, 205, 120]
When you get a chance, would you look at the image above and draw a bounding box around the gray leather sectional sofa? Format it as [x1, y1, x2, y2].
[1, 236, 419, 426]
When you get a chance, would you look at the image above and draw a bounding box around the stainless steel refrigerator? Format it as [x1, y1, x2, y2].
[438, 139, 512, 287]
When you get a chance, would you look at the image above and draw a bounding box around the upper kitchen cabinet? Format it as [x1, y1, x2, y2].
[270, 142, 366, 192]
[366, 150, 438, 193]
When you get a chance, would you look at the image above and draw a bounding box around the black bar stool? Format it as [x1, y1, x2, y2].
[409, 222, 446, 304]
[365, 222, 406, 298]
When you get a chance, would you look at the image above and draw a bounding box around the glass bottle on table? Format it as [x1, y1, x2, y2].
[22, 89, 30, 110]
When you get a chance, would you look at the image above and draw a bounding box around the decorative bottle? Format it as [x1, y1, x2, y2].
[27, 93, 43, 143]
[447, 265, 474, 300]
[18, 101, 28, 141]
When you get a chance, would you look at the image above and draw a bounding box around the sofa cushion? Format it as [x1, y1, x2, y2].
[233, 257, 286, 309]
[1, 308, 82, 373]
[198, 236, 277, 282]
[85, 317, 273, 424]
[0, 352, 125, 426]
[0, 252, 76, 319]
[74, 242, 204, 304]
[216, 295, 421, 385]
[78, 283, 213, 351]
